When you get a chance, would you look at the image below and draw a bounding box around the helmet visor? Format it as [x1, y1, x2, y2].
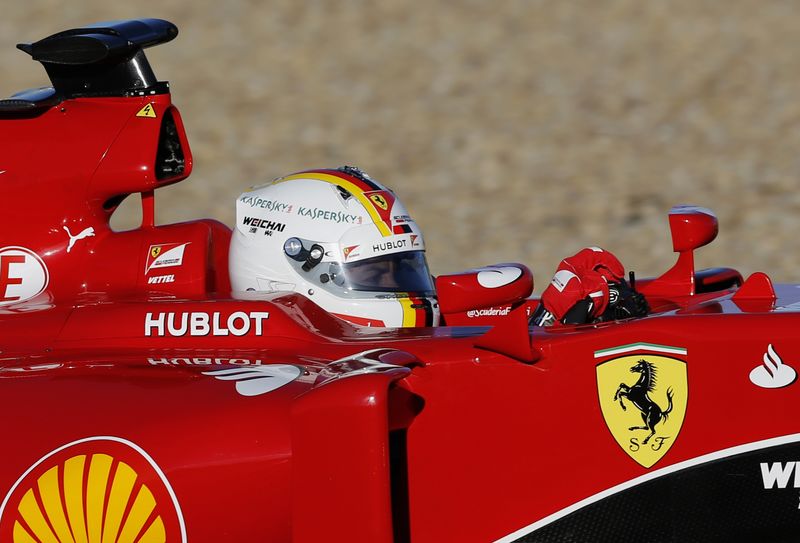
[334, 251, 434, 293]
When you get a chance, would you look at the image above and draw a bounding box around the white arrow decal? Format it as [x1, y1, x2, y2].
[202, 364, 301, 396]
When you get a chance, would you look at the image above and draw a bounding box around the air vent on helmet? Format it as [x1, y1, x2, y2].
[155, 108, 185, 180]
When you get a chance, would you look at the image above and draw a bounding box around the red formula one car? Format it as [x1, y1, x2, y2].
[1, 18, 798, 543]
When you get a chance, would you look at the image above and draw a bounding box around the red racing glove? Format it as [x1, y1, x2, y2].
[539, 247, 625, 323]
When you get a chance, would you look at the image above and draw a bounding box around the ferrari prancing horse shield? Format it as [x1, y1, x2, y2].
[596, 344, 688, 468]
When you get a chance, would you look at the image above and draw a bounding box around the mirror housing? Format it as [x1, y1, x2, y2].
[641, 206, 718, 297]
[435, 264, 533, 325]
[668, 205, 718, 252]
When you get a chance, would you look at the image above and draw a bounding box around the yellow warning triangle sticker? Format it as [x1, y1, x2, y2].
[136, 103, 157, 118]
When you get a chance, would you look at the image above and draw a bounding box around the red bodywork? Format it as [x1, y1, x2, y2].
[1, 19, 799, 543]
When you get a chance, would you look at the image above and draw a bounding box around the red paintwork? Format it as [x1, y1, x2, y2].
[436, 264, 533, 316]
[669, 208, 718, 253]
[2, 23, 800, 543]
[733, 271, 776, 301]
[0, 92, 230, 304]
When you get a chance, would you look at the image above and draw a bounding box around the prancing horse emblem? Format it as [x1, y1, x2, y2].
[595, 343, 688, 468]
[369, 193, 388, 210]
[614, 359, 674, 445]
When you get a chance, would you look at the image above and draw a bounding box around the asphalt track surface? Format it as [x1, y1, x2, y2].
[4, 1, 800, 289]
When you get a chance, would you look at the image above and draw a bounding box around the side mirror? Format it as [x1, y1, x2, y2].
[435, 264, 533, 323]
[669, 205, 718, 252]
[641, 206, 718, 297]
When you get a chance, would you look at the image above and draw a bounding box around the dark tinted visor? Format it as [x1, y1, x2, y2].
[340, 251, 434, 293]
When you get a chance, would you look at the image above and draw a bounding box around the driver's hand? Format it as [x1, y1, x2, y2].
[604, 280, 650, 320]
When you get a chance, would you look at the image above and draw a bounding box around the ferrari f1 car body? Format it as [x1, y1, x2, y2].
[1, 19, 798, 543]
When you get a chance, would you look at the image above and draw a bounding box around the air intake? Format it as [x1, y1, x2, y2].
[155, 109, 186, 181]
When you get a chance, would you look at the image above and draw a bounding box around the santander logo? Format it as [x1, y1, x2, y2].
[749, 344, 797, 389]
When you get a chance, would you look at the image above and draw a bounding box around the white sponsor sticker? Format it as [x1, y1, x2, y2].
[749, 344, 797, 389]
[202, 365, 301, 396]
[467, 307, 511, 318]
[551, 270, 577, 292]
[147, 274, 175, 285]
[63, 225, 95, 253]
[144, 311, 270, 337]
[149, 357, 265, 366]
[146, 243, 189, 273]
[476, 266, 523, 288]
[760, 461, 800, 490]
[0, 246, 49, 306]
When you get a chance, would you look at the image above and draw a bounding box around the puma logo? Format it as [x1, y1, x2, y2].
[63, 226, 95, 253]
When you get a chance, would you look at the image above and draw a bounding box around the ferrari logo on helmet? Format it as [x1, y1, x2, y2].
[343, 245, 360, 260]
[136, 103, 157, 118]
[595, 343, 688, 468]
[369, 193, 388, 210]
[151, 246, 162, 259]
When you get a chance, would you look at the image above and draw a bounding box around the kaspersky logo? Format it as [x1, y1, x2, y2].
[595, 343, 688, 468]
[0, 437, 186, 542]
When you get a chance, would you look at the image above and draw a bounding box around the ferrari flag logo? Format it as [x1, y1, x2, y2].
[595, 343, 688, 468]
[145, 243, 189, 273]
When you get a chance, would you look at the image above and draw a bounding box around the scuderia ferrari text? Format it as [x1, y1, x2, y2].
[145, 311, 270, 337]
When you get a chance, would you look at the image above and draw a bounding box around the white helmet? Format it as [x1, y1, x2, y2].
[229, 167, 439, 327]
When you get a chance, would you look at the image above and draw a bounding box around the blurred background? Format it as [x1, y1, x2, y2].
[3, 0, 800, 290]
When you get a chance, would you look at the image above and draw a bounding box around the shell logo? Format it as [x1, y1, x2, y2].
[0, 437, 186, 543]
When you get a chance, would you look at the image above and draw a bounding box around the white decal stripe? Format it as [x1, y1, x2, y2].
[477, 267, 523, 289]
[493, 432, 800, 543]
[201, 367, 264, 377]
[0, 435, 188, 543]
[593, 342, 687, 358]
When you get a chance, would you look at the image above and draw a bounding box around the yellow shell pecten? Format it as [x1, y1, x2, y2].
[11, 453, 165, 543]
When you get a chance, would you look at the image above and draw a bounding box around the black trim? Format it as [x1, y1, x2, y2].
[695, 267, 743, 293]
[413, 296, 436, 327]
[512, 441, 800, 542]
[155, 109, 186, 181]
[15, 19, 177, 99]
[336, 165, 382, 190]
[390, 430, 411, 543]
[0, 87, 61, 117]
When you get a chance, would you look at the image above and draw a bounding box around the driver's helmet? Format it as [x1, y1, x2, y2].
[229, 166, 440, 327]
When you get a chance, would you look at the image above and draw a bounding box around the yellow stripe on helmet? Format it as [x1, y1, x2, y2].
[399, 295, 417, 327]
[278, 172, 393, 236]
